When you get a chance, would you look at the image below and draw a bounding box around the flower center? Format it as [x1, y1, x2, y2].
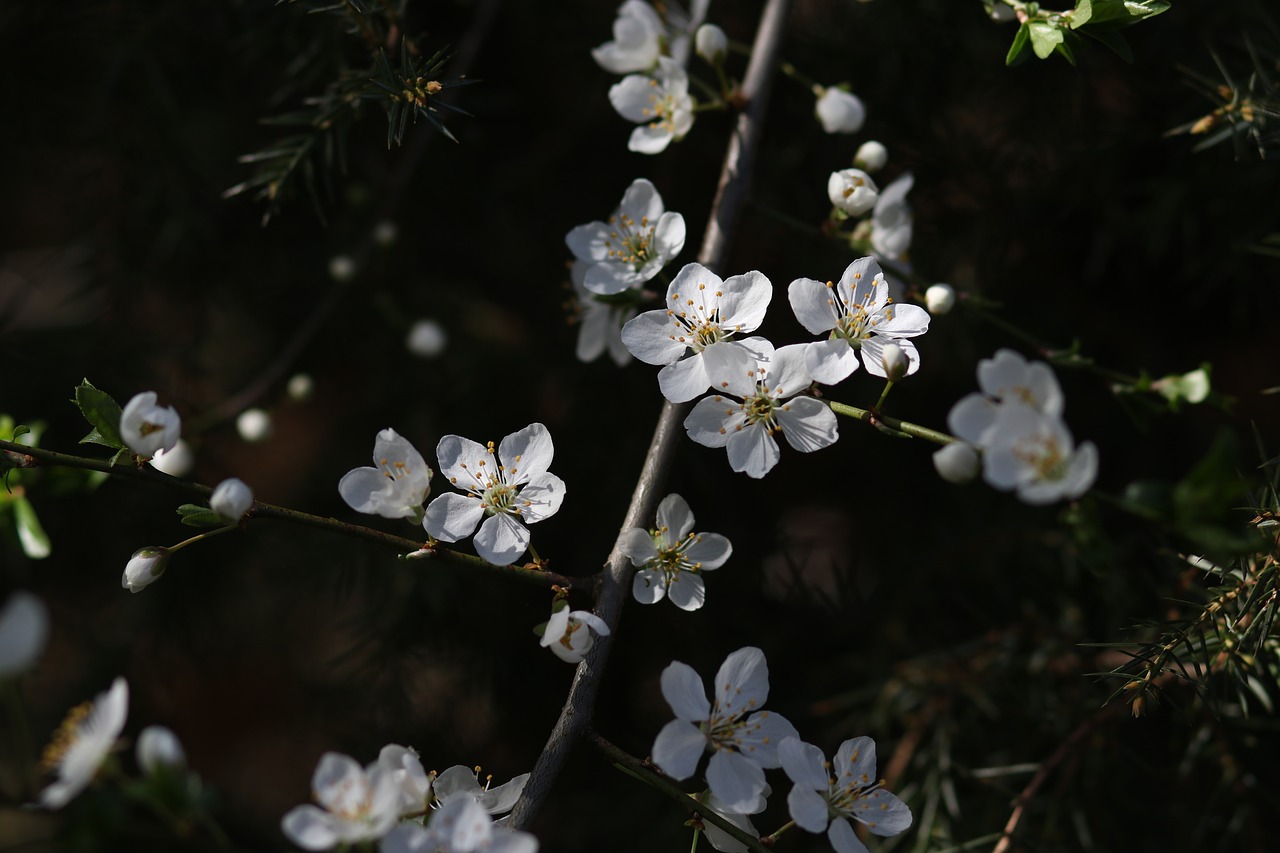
[1015, 435, 1068, 482]
[824, 274, 891, 346]
[454, 442, 526, 517]
[665, 282, 735, 352]
[42, 702, 91, 770]
[654, 531, 705, 577]
[641, 82, 680, 133]
[605, 213, 657, 272]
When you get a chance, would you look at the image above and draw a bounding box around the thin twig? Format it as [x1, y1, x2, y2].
[508, 0, 794, 829]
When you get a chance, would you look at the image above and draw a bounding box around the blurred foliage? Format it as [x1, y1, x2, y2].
[1, 0, 1278, 851]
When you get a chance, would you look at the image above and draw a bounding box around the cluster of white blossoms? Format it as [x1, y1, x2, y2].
[651, 647, 912, 851]
[282, 746, 535, 852]
[940, 348, 1098, 504]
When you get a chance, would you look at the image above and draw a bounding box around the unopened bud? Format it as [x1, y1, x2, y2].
[406, 319, 448, 359]
[854, 140, 888, 172]
[236, 408, 273, 443]
[123, 547, 171, 593]
[815, 87, 866, 135]
[933, 442, 980, 484]
[286, 373, 314, 402]
[925, 283, 956, 315]
[372, 221, 399, 247]
[137, 725, 186, 775]
[695, 24, 728, 66]
[328, 254, 357, 282]
[880, 343, 909, 382]
[210, 477, 253, 521]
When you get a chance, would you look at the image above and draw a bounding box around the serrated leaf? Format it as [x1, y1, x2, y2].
[14, 495, 51, 559]
[74, 380, 126, 450]
[177, 504, 227, 528]
[1029, 22, 1065, 59]
[1006, 22, 1031, 66]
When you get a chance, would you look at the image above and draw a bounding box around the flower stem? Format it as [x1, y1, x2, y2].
[875, 380, 895, 411]
[168, 525, 237, 554]
[826, 400, 958, 446]
[761, 820, 796, 844]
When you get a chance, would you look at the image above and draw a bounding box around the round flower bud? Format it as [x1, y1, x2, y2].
[828, 168, 879, 216]
[150, 439, 194, 478]
[123, 547, 171, 593]
[406, 319, 448, 359]
[328, 254, 357, 282]
[372, 220, 399, 247]
[990, 3, 1017, 23]
[933, 442, 980, 485]
[695, 24, 728, 65]
[880, 343, 909, 382]
[236, 408, 273, 443]
[0, 591, 49, 678]
[210, 477, 253, 521]
[854, 140, 888, 173]
[815, 87, 866, 134]
[120, 392, 182, 459]
[925, 283, 957, 315]
[137, 725, 186, 775]
[286, 373, 314, 402]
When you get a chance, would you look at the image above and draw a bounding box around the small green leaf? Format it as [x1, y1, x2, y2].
[14, 495, 51, 559]
[1071, 0, 1094, 28]
[11, 424, 30, 442]
[1006, 22, 1031, 66]
[1029, 21, 1065, 59]
[177, 504, 226, 528]
[74, 380, 126, 451]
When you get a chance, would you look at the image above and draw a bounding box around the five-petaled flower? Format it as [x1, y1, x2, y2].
[621, 262, 772, 402]
[788, 256, 931, 385]
[778, 736, 913, 853]
[339, 429, 434, 523]
[39, 677, 129, 809]
[651, 646, 799, 814]
[120, 391, 181, 459]
[566, 178, 686, 295]
[684, 341, 839, 479]
[619, 493, 732, 610]
[608, 57, 695, 154]
[423, 423, 566, 566]
[281, 752, 402, 850]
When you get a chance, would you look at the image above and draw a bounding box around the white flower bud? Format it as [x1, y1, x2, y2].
[372, 220, 399, 247]
[933, 442, 980, 484]
[0, 591, 49, 678]
[854, 140, 888, 172]
[695, 24, 728, 65]
[880, 343, 909, 382]
[150, 439, 194, 477]
[137, 726, 186, 775]
[815, 87, 866, 134]
[210, 478, 253, 521]
[236, 408, 272, 443]
[328, 254, 357, 282]
[286, 373, 314, 402]
[123, 547, 171, 593]
[406, 319, 448, 359]
[991, 3, 1017, 23]
[925, 283, 957, 315]
[828, 168, 879, 216]
[120, 392, 182, 459]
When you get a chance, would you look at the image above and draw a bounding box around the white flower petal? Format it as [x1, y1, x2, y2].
[499, 423, 553, 482]
[716, 270, 772, 332]
[474, 513, 530, 565]
[622, 309, 686, 365]
[619, 527, 660, 564]
[656, 493, 695, 540]
[726, 425, 780, 478]
[805, 339, 860, 386]
[850, 788, 913, 836]
[658, 354, 713, 403]
[435, 434, 492, 486]
[787, 783, 832, 834]
[423, 493, 485, 543]
[714, 647, 769, 717]
[706, 749, 767, 814]
[667, 572, 705, 611]
[632, 568, 667, 604]
[828, 817, 871, 853]
[651, 718, 707, 780]
[779, 737, 829, 790]
[776, 397, 839, 454]
[281, 805, 341, 851]
[517, 473, 566, 524]
[788, 277, 840, 335]
[685, 395, 739, 448]
[660, 660, 712, 721]
[684, 532, 731, 569]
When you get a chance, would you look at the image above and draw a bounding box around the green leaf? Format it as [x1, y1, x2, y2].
[1006, 22, 1031, 66]
[177, 504, 226, 528]
[1083, 26, 1134, 63]
[1029, 21, 1065, 59]
[1071, 0, 1094, 28]
[74, 380, 126, 451]
[14, 495, 51, 559]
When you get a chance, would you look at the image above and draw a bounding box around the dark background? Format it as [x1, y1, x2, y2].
[1, 0, 1278, 850]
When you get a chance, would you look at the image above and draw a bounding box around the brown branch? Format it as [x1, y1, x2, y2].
[507, 0, 794, 829]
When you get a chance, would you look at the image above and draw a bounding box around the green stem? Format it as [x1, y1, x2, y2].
[169, 525, 237, 554]
[875, 380, 895, 411]
[826, 400, 957, 446]
[0, 440, 575, 590]
[585, 729, 772, 853]
[761, 820, 796, 844]
[777, 59, 819, 91]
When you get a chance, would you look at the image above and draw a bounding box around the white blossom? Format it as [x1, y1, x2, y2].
[0, 591, 49, 678]
[925, 283, 956, 315]
[592, 0, 664, 74]
[778, 736, 912, 853]
[828, 168, 879, 216]
[339, 429, 434, 522]
[932, 442, 980, 484]
[815, 87, 866, 134]
[210, 477, 253, 521]
[870, 173, 914, 262]
[379, 796, 538, 853]
[854, 140, 888, 172]
[787, 256, 931, 385]
[652, 646, 799, 814]
[695, 24, 728, 65]
[150, 439, 194, 477]
[565, 178, 686, 295]
[120, 391, 181, 459]
[621, 262, 772, 403]
[608, 57, 695, 154]
[423, 423, 565, 566]
[539, 604, 610, 663]
[685, 341, 839, 479]
[619, 493, 732, 610]
[39, 677, 129, 809]
[122, 546, 170, 593]
[432, 764, 529, 817]
[282, 752, 402, 850]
